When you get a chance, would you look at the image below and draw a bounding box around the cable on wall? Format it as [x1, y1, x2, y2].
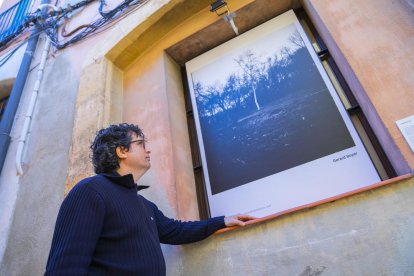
[0, 0, 149, 57]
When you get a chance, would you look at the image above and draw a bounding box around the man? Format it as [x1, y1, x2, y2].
[45, 123, 254, 275]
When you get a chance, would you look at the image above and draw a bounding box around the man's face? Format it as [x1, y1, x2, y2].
[124, 133, 151, 172]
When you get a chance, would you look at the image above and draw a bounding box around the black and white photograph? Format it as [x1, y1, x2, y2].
[186, 11, 380, 217]
[191, 23, 354, 195]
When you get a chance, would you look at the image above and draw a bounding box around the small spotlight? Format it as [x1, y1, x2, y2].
[210, 0, 229, 16]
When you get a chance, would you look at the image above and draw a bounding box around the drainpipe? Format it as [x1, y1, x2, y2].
[0, 0, 49, 175]
[16, 3, 56, 175]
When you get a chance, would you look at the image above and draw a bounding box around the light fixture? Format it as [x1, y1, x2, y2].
[210, 0, 239, 35]
[210, 0, 229, 16]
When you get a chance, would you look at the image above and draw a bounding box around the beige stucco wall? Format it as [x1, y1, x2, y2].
[1, 0, 414, 275]
[123, 49, 182, 218]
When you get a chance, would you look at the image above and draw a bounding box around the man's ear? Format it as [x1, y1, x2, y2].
[116, 146, 128, 160]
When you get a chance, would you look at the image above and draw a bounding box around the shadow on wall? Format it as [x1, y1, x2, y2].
[299, 265, 326, 276]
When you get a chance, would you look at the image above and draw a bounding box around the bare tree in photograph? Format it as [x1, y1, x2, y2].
[235, 50, 267, 111]
[288, 30, 305, 49]
[194, 81, 211, 117]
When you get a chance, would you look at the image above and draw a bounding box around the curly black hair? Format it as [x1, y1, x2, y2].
[90, 123, 144, 174]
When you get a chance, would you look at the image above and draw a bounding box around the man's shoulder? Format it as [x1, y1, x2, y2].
[77, 174, 107, 185]
[70, 174, 109, 194]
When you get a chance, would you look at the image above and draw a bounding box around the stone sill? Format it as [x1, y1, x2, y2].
[215, 173, 414, 235]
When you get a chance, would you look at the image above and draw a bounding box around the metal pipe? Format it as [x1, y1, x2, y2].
[0, 0, 50, 175]
[0, 33, 40, 174]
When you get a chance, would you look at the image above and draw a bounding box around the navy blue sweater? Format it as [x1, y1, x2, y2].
[45, 173, 225, 275]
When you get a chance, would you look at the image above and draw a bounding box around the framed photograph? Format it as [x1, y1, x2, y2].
[185, 10, 380, 218]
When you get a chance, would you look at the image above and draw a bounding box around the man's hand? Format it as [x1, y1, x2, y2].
[224, 214, 256, 227]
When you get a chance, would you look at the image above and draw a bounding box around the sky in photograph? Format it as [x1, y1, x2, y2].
[191, 23, 300, 89]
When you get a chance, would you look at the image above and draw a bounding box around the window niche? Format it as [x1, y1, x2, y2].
[167, 7, 395, 219]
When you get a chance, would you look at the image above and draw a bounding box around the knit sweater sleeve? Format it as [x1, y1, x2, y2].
[45, 182, 105, 275]
[146, 200, 225, 245]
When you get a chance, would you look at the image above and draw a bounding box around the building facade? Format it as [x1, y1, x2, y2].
[0, 0, 413, 275]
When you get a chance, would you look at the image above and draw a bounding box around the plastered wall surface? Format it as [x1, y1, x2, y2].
[0, 46, 81, 274]
[123, 46, 200, 221]
[163, 53, 200, 220]
[123, 49, 178, 218]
